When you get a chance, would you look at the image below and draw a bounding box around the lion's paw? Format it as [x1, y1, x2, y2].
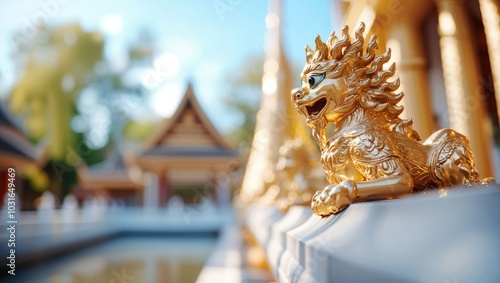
[311, 180, 357, 217]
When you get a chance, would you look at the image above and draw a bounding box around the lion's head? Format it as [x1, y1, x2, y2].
[291, 22, 405, 130]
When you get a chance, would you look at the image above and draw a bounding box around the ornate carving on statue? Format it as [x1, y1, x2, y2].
[291, 23, 495, 217]
[259, 138, 327, 211]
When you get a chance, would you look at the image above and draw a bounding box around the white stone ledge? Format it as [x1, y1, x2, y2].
[246, 186, 500, 283]
[196, 225, 243, 283]
[196, 222, 275, 283]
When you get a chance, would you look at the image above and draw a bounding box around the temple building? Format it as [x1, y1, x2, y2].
[76, 153, 143, 206]
[0, 105, 38, 209]
[132, 83, 240, 207]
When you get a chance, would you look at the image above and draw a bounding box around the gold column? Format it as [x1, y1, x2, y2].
[436, 0, 494, 176]
[240, 0, 289, 202]
[240, 0, 312, 202]
[479, 0, 500, 126]
[386, 23, 436, 138]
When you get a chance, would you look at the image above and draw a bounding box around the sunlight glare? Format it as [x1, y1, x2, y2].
[100, 14, 123, 35]
[262, 74, 277, 95]
[439, 11, 456, 36]
[154, 53, 181, 79]
[263, 59, 279, 74]
[265, 13, 280, 29]
[149, 82, 184, 118]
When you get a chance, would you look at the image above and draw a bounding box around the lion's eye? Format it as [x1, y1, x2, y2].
[308, 73, 325, 88]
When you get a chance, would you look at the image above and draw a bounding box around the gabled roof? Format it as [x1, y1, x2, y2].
[143, 83, 235, 154]
[0, 104, 21, 133]
[0, 105, 38, 166]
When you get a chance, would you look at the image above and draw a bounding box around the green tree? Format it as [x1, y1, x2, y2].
[224, 55, 263, 149]
[9, 23, 104, 197]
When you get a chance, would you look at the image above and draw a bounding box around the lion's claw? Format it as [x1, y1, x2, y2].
[311, 180, 358, 217]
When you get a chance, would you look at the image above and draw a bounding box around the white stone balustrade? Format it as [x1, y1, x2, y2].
[246, 186, 500, 283]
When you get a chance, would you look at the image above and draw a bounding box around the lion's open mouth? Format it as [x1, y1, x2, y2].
[304, 97, 327, 118]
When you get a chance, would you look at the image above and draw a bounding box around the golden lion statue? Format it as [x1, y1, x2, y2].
[291, 23, 494, 217]
[258, 138, 326, 211]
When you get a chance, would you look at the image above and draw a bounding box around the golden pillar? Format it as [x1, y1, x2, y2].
[240, 0, 290, 202]
[479, 0, 500, 126]
[435, 0, 494, 176]
[240, 0, 314, 203]
[386, 22, 436, 138]
[343, 0, 436, 138]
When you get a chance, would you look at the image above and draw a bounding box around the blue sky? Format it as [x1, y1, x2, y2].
[0, 0, 336, 134]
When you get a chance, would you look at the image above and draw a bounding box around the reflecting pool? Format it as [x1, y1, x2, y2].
[13, 236, 216, 283]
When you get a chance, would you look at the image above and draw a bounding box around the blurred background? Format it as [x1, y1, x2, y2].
[0, 0, 499, 282]
[0, 0, 333, 209]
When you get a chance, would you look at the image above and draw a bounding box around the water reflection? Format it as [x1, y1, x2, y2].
[17, 237, 216, 283]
